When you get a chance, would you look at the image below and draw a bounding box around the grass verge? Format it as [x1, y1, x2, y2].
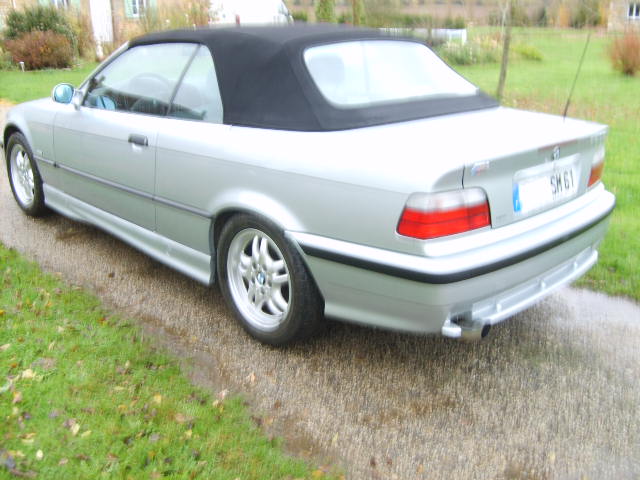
[0, 245, 336, 479]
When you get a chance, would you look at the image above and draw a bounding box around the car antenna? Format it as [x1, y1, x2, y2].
[563, 31, 592, 120]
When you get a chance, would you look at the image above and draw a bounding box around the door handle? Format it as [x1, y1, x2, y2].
[128, 134, 148, 147]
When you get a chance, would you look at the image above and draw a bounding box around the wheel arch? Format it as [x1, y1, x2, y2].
[210, 206, 323, 306]
[3, 124, 24, 157]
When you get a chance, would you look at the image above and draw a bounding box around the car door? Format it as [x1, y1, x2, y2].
[155, 45, 230, 255]
[53, 42, 199, 231]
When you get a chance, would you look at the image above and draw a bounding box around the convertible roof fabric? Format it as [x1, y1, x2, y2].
[130, 24, 498, 131]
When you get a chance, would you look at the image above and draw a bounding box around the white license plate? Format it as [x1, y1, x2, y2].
[513, 166, 578, 214]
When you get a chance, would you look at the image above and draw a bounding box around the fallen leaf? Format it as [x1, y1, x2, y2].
[1, 451, 16, 470]
[152, 394, 162, 405]
[47, 341, 55, 351]
[21, 369, 36, 380]
[58, 458, 68, 465]
[71, 423, 80, 436]
[75, 453, 90, 461]
[12, 391, 22, 404]
[311, 470, 325, 478]
[174, 413, 194, 424]
[62, 418, 77, 429]
[217, 389, 229, 401]
[56, 326, 64, 333]
[0, 344, 10, 352]
[35, 450, 43, 461]
[331, 433, 339, 447]
[184, 429, 192, 439]
[32, 358, 56, 370]
[0, 309, 4, 316]
[107, 453, 118, 462]
[81, 430, 91, 438]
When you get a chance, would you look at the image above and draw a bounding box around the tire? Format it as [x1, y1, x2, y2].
[6, 132, 47, 217]
[217, 213, 324, 346]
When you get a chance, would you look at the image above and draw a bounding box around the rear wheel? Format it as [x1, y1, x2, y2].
[6, 133, 47, 217]
[217, 214, 323, 346]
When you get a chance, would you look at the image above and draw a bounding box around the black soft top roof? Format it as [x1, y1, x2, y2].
[130, 24, 497, 131]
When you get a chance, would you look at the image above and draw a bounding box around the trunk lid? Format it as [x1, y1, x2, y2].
[458, 107, 607, 228]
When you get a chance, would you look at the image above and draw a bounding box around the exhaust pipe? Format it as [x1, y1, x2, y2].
[442, 313, 491, 341]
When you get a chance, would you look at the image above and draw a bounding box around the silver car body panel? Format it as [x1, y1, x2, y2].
[4, 96, 615, 336]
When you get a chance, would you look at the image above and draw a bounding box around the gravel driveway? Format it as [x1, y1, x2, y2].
[2, 104, 639, 479]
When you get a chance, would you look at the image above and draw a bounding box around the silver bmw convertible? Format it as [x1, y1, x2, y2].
[2, 25, 615, 345]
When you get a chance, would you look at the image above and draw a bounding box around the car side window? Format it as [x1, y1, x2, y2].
[84, 43, 198, 116]
[168, 46, 223, 123]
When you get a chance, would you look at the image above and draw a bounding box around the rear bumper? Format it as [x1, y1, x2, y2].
[287, 185, 615, 335]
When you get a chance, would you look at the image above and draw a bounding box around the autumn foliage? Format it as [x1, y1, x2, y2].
[4, 30, 73, 70]
[609, 31, 640, 76]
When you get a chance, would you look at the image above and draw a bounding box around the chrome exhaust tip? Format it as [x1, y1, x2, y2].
[442, 313, 491, 341]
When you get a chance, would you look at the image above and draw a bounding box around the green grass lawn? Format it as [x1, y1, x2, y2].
[0, 246, 337, 479]
[0, 62, 97, 103]
[456, 28, 639, 300]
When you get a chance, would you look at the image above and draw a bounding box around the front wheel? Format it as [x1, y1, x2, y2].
[6, 132, 47, 217]
[217, 214, 324, 346]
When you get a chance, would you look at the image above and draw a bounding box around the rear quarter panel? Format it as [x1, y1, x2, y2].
[155, 117, 465, 254]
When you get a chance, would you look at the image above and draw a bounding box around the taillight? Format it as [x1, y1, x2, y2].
[588, 145, 605, 187]
[397, 188, 491, 240]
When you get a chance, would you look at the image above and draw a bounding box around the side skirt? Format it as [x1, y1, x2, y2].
[43, 184, 214, 285]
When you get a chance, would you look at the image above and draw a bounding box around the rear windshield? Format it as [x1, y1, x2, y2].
[304, 40, 478, 108]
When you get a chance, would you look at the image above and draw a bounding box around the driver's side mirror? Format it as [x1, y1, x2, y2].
[52, 83, 75, 104]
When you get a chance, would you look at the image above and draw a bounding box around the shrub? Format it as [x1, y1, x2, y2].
[337, 0, 365, 25]
[4, 30, 74, 70]
[365, 12, 434, 28]
[442, 16, 466, 29]
[138, 0, 210, 33]
[570, 0, 601, 27]
[534, 6, 549, 26]
[4, 6, 75, 42]
[0, 46, 15, 70]
[512, 44, 543, 61]
[66, 10, 95, 60]
[437, 38, 500, 66]
[315, 0, 336, 23]
[291, 11, 309, 23]
[610, 32, 640, 76]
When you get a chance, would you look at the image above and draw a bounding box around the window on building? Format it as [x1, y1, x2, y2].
[629, 3, 640, 18]
[130, 0, 147, 18]
[50, 0, 69, 8]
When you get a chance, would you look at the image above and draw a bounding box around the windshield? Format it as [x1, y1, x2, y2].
[304, 40, 478, 108]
